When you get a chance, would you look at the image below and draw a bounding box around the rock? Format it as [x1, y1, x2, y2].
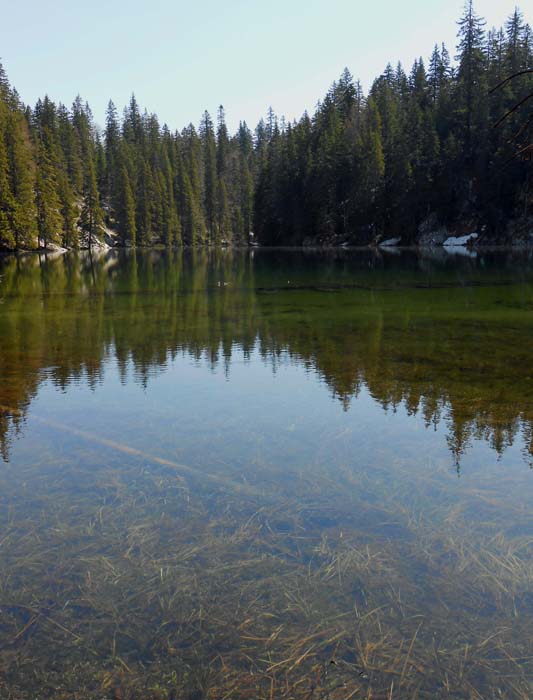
[37, 239, 67, 254]
[103, 227, 120, 248]
[507, 216, 533, 248]
[79, 236, 110, 251]
[417, 214, 449, 247]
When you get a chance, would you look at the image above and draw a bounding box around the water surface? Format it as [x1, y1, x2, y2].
[1, 249, 533, 699]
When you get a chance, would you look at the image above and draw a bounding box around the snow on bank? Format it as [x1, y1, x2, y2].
[379, 237, 401, 247]
[443, 232, 478, 247]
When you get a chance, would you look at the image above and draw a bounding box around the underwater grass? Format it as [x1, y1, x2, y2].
[1, 445, 532, 700]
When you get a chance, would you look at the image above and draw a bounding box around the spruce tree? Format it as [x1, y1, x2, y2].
[57, 171, 78, 248]
[105, 100, 120, 208]
[79, 157, 103, 247]
[117, 165, 136, 245]
[35, 140, 63, 248]
[0, 103, 16, 249]
[200, 111, 217, 242]
[456, 0, 487, 164]
[135, 160, 155, 245]
[6, 110, 38, 248]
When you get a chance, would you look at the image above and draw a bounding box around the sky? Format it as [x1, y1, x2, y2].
[0, 0, 528, 133]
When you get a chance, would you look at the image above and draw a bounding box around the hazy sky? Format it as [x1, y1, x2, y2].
[1, 0, 528, 132]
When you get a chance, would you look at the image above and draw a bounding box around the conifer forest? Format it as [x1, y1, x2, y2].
[1, 2, 533, 251]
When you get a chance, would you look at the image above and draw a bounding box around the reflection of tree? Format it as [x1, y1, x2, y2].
[1, 249, 533, 467]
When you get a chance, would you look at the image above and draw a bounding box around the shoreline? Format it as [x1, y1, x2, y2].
[2, 242, 533, 256]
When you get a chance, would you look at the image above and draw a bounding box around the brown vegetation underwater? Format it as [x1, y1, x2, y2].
[1, 444, 533, 699]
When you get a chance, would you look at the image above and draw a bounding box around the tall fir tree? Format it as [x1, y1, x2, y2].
[200, 111, 217, 243]
[35, 140, 63, 248]
[79, 157, 103, 247]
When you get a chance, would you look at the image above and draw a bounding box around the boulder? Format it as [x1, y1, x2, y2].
[417, 214, 449, 247]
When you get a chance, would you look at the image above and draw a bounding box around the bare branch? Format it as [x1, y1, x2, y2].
[492, 92, 533, 129]
[489, 69, 533, 94]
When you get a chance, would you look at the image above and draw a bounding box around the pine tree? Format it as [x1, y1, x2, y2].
[35, 140, 63, 248]
[506, 7, 525, 72]
[57, 103, 83, 194]
[135, 160, 155, 245]
[0, 103, 16, 249]
[200, 111, 217, 242]
[161, 151, 180, 246]
[79, 157, 103, 247]
[180, 123, 206, 243]
[117, 165, 136, 245]
[6, 110, 38, 248]
[216, 106, 232, 242]
[122, 94, 143, 144]
[237, 121, 254, 243]
[57, 170, 78, 248]
[105, 100, 120, 205]
[428, 45, 442, 103]
[0, 61, 10, 100]
[180, 169, 205, 245]
[355, 97, 385, 232]
[456, 0, 487, 164]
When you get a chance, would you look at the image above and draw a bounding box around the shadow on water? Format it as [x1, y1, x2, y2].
[0, 248, 533, 698]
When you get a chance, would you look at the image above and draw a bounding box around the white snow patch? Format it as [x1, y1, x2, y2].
[443, 232, 478, 247]
[379, 237, 401, 247]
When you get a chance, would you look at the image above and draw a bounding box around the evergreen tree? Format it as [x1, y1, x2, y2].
[116, 165, 136, 245]
[135, 160, 155, 245]
[200, 111, 217, 242]
[505, 7, 525, 72]
[35, 140, 63, 248]
[456, 0, 487, 164]
[216, 106, 232, 242]
[237, 121, 254, 243]
[6, 109, 38, 248]
[79, 157, 103, 247]
[0, 102, 16, 249]
[57, 170, 77, 248]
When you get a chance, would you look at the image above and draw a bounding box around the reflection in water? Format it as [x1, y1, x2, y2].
[1, 249, 533, 699]
[1, 248, 533, 466]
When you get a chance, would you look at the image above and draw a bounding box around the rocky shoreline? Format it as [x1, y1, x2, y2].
[2, 215, 533, 255]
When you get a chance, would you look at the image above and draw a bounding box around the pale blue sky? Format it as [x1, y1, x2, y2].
[1, 0, 528, 132]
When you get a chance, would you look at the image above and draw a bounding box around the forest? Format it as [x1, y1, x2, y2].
[0, 1, 532, 251]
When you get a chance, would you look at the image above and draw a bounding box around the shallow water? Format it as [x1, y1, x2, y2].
[0, 248, 533, 699]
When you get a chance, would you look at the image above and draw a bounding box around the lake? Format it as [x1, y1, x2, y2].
[1, 248, 533, 699]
